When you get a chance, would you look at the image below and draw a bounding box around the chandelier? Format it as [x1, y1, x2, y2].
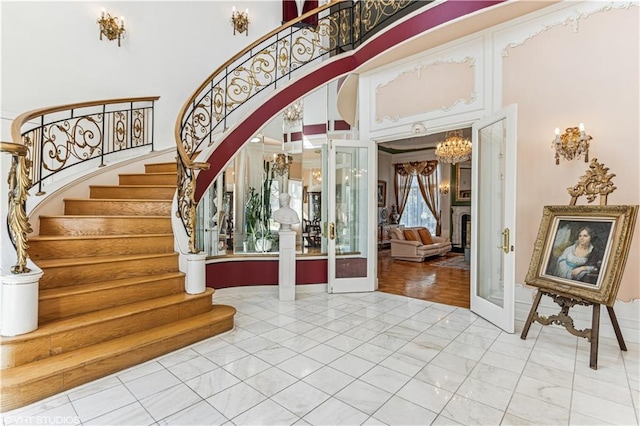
[283, 100, 303, 127]
[435, 130, 472, 164]
[272, 153, 293, 176]
[553, 123, 592, 165]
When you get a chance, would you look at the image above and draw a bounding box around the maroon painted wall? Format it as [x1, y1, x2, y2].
[206, 258, 328, 289]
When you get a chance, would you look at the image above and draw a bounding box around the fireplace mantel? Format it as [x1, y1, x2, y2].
[451, 206, 471, 248]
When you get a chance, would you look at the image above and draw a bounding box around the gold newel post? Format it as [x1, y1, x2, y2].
[520, 159, 638, 370]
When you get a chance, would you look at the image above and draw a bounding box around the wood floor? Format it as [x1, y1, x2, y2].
[377, 250, 470, 308]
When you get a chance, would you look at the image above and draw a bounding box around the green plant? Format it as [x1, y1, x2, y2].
[245, 162, 274, 245]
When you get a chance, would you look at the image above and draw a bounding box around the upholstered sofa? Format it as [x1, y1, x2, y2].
[389, 227, 452, 262]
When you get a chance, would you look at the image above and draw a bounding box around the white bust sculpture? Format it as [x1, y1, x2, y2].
[273, 193, 300, 230]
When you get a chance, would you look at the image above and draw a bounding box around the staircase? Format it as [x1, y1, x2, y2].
[0, 162, 235, 412]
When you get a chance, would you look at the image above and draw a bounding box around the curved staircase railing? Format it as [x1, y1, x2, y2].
[175, 0, 426, 254]
[4, 96, 160, 274]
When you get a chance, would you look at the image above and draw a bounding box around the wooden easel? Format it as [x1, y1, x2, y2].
[520, 159, 627, 370]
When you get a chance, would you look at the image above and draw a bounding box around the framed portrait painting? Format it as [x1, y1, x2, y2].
[377, 180, 386, 207]
[525, 205, 638, 306]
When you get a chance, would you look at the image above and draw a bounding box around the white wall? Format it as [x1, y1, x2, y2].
[362, 1, 639, 342]
[0, 1, 282, 146]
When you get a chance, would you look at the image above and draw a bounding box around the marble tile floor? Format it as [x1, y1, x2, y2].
[3, 290, 639, 426]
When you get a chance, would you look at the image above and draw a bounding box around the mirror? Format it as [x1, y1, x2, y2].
[454, 161, 471, 203]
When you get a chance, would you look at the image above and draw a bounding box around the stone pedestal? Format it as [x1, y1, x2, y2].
[185, 252, 207, 294]
[278, 230, 296, 301]
[1, 269, 43, 336]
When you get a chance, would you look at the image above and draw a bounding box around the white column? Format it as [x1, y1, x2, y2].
[278, 230, 296, 301]
[1, 269, 43, 336]
[185, 252, 207, 294]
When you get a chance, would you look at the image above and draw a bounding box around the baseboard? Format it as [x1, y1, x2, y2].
[214, 283, 327, 298]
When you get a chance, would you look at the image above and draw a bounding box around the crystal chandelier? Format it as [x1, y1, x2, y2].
[435, 130, 472, 164]
[283, 100, 303, 127]
[272, 153, 293, 176]
[553, 123, 592, 165]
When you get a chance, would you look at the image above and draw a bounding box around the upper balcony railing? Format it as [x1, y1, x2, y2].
[12, 97, 159, 195]
[5, 96, 159, 274]
[175, 0, 427, 254]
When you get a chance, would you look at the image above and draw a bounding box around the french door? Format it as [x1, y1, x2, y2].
[327, 139, 375, 293]
[470, 105, 517, 333]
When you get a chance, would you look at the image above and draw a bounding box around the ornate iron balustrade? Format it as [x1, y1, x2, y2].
[13, 97, 159, 195]
[4, 96, 159, 274]
[175, 0, 426, 254]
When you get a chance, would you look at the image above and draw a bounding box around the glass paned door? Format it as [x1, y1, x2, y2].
[471, 105, 517, 333]
[327, 140, 374, 293]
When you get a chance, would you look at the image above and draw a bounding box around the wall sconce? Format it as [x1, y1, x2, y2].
[273, 153, 293, 177]
[553, 123, 592, 165]
[439, 183, 450, 195]
[98, 9, 125, 47]
[231, 7, 249, 36]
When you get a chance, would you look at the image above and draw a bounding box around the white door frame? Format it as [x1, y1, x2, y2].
[470, 104, 517, 333]
[327, 139, 377, 293]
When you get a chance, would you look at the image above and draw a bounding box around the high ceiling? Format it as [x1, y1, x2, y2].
[378, 128, 471, 154]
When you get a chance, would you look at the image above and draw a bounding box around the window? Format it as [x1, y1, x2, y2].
[400, 177, 436, 234]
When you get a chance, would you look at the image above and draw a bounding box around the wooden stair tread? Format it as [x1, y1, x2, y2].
[62, 198, 172, 202]
[39, 272, 184, 300]
[36, 252, 177, 268]
[119, 172, 177, 176]
[0, 305, 236, 386]
[3, 289, 212, 342]
[40, 215, 167, 220]
[30, 233, 172, 242]
[89, 185, 177, 188]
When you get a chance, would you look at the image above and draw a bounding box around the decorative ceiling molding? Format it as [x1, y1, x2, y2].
[374, 57, 476, 123]
[501, 1, 637, 57]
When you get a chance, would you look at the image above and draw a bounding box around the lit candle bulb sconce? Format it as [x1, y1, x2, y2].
[98, 9, 126, 47]
[552, 123, 592, 165]
[231, 7, 249, 36]
[439, 183, 450, 195]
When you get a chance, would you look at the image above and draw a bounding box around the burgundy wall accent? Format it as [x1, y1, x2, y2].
[206, 259, 328, 289]
[288, 131, 303, 142]
[195, 0, 504, 201]
[303, 123, 327, 135]
[333, 120, 351, 131]
[284, 124, 326, 142]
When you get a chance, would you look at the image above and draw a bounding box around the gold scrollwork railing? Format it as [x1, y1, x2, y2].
[1, 142, 32, 274]
[12, 97, 160, 196]
[175, 0, 424, 254]
[5, 96, 160, 274]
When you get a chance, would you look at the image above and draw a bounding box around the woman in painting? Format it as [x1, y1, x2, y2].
[554, 226, 601, 283]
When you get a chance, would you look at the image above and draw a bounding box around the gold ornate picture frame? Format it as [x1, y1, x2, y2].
[525, 204, 638, 306]
[377, 180, 386, 207]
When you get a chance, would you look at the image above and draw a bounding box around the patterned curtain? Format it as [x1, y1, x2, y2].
[394, 161, 440, 234]
[393, 162, 417, 218]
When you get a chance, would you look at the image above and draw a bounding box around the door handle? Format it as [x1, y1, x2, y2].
[329, 222, 335, 240]
[499, 228, 511, 254]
